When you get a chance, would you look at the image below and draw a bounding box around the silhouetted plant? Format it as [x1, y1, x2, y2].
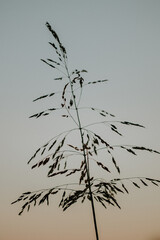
[12, 22, 160, 240]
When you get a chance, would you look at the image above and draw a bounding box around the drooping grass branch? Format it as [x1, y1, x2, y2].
[12, 22, 160, 240]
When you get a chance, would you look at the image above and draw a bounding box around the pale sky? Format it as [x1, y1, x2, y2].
[0, 1, 160, 240]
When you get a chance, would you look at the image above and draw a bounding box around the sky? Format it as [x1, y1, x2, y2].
[0, 0, 160, 240]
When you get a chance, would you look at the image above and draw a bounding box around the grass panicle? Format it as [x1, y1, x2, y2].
[12, 22, 160, 240]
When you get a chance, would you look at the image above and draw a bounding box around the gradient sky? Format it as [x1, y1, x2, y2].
[0, 1, 160, 240]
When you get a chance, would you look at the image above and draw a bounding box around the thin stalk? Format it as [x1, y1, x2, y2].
[86, 150, 99, 240]
[64, 62, 99, 240]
